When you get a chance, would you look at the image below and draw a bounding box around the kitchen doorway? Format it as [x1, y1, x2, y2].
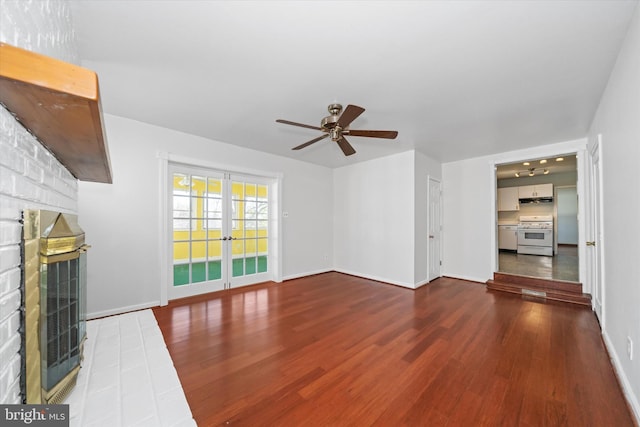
[496, 154, 579, 282]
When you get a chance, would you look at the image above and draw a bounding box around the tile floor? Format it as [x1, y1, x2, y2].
[64, 310, 196, 427]
[498, 245, 579, 282]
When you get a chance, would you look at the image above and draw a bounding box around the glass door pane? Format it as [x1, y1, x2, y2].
[169, 167, 226, 300]
[228, 177, 270, 288]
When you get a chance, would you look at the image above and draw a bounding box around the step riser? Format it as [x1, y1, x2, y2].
[486, 280, 592, 307]
[493, 273, 583, 294]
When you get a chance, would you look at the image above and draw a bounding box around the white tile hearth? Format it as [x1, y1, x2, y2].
[64, 310, 196, 427]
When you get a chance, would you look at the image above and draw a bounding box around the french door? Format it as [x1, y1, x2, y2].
[168, 164, 272, 300]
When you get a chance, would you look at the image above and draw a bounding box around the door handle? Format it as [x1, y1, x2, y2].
[586, 241, 596, 246]
[429, 235, 434, 239]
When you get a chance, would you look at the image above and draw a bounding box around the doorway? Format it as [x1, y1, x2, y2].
[496, 155, 579, 282]
[167, 163, 275, 300]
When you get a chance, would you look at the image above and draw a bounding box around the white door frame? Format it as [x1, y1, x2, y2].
[158, 152, 283, 306]
[427, 176, 442, 281]
[489, 139, 588, 284]
[587, 135, 605, 325]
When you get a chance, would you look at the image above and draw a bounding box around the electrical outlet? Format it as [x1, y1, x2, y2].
[282, 211, 289, 218]
[628, 336, 633, 360]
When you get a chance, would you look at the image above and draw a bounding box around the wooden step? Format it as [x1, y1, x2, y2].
[486, 272, 592, 306]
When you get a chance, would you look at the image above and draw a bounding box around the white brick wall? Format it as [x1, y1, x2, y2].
[0, 0, 79, 404]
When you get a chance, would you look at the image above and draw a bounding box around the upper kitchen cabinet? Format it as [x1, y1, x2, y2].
[498, 187, 520, 211]
[0, 43, 112, 183]
[518, 183, 553, 199]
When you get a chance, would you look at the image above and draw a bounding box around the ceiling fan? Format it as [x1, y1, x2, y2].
[276, 104, 398, 156]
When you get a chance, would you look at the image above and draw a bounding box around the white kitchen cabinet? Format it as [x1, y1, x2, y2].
[518, 183, 553, 198]
[498, 225, 519, 250]
[497, 187, 520, 211]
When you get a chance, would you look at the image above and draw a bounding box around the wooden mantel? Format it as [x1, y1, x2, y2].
[0, 43, 112, 183]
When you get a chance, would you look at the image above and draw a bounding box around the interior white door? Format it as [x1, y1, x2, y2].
[168, 165, 273, 300]
[588, 137, 604, 324]
[428, 177, 442, 281]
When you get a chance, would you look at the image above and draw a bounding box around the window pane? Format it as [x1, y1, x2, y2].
[173, 264, 189, 286]
[173, 242, 189, 262]
[232, 258, 244, 277]
[258, 256, 268, 273]
[245, 257, 256, 275]
[192, 262, 206, 283]
[208, 261, 222, 280]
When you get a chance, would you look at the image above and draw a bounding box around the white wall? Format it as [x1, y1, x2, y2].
[588, 2, 640, 419]
[333, 151, 414, 287]
[333, 150, 441, 288]
[441, 139, 587, 283]
[442, 156, 495, 282]
[0, 0, 79, 405]
[78, 114, 334, 317]
[415, 151, 443, 285]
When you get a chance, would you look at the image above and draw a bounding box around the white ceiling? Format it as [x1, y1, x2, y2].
[68, 0, 637, 169]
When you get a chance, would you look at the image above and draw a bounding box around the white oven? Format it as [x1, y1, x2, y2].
[517, 215, 553, 256]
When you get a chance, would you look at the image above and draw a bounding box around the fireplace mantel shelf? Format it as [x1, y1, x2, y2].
[0, 43, 112, 183]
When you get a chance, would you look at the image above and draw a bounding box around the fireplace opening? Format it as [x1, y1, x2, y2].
[21, 210, 88, 404]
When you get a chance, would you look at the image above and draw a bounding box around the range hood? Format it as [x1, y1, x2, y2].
[0, 43, 112, 183]
[519, 196, 553, 204]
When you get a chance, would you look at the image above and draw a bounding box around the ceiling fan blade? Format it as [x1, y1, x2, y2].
[337, 104, 365, 128]
[347, 130, 398, 139]
[276, 119, 322, 131]
[336, 136, 356, 156]
[292, 134, 329, 150]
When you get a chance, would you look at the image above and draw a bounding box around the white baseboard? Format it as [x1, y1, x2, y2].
[602, 331, 640, 424]
[441, 273, 486, 284]
[87, 301, 159, 320]
[282, 268, 333, 281]
[333, 268, 415, 289]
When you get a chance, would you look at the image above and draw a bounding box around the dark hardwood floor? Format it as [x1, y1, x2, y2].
[499, 245, 579, 282]
[153, 272, 636, 426]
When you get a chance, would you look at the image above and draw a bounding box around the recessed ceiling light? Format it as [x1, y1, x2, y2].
[540, 159, 547, 164]
[523, 162, 530, 166]
[556, 157, 564, 161]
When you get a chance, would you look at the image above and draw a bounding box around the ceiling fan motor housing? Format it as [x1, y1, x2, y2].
[321, 104, 343, 130]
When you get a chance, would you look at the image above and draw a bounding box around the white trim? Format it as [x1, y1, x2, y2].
[334, 268, 415, 289]
[87, 301, 159, 320]
[489, 139, 588, 282]
[415, 278, 430, 288]
[603, 331, 640, 424]
[577, 149, 590, 294]
[158, 151, 283, 301]
[443, 273, 487, 284]
[158, 152, 169, 306]
[281, 268, 333, 282]
[164, 152, 283, 180]
[427, 175, 442, 282]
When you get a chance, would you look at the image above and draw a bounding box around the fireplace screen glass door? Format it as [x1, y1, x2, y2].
[169, 164, 271, 300]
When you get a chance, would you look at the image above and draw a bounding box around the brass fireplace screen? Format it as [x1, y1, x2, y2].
[22, 210, 88, 404]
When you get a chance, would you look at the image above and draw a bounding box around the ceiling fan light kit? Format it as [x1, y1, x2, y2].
[276, 104, 398, 157]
